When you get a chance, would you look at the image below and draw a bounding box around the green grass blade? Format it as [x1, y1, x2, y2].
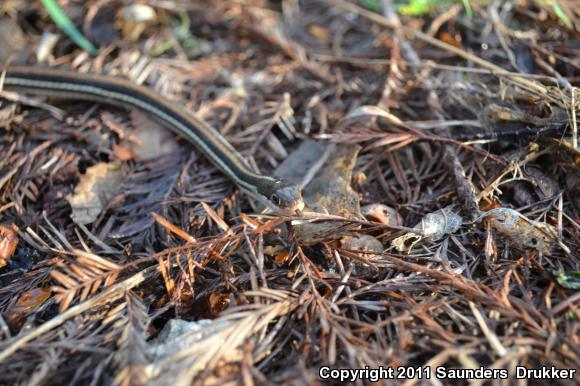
[40, 0, 98, 55]
[550, 0, 573, 29]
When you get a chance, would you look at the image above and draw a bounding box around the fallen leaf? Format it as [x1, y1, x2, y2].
[483, 208, 560, 255]
[124, 110, 179, 160]
[9, 287, 52, 315]
[392, 206, 463, 252]
[67, 162, 123, 225]
[5, 287, 51, 331]
[0, 224, 19, 268]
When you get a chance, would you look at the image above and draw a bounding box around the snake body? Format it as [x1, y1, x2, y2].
[2, 66, 304, 213]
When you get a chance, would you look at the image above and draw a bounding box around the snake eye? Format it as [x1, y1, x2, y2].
[269, 179, 304, 212]
[270, 193, 284, 207]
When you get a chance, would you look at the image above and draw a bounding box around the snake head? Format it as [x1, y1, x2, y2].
[268, 178, 304, 213]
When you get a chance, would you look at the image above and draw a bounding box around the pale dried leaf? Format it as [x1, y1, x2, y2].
[67, 162, 123, 225]
[125, 110, 179, 160]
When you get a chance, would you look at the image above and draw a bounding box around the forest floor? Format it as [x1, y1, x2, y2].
[0, 0, 578, 384]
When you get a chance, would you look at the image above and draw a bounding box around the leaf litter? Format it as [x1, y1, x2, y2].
[0, 1, 578, 384]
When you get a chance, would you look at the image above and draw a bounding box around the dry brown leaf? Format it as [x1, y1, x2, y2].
[483, 208, 561, 255]
[8, 287, 51, 315]
[392, 206, 463, 252]
[125, 110, 179, 160]
[67, 162, 123, 225]
[0, 223, 18, 268]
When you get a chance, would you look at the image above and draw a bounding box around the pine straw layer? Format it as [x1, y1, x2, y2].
[0, 1, 578, 384]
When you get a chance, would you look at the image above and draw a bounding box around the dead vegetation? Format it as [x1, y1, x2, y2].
[0, 0, 578, 384]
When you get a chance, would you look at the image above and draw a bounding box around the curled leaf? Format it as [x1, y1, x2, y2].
[393, 206, 463, 252]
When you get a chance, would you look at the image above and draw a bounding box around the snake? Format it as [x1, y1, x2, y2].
[1, 66, 304, 213]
